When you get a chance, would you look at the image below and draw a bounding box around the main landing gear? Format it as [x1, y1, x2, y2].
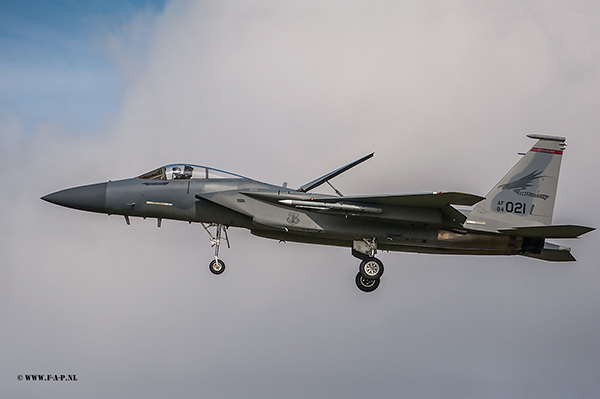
[353, 238, 384, 292]
[355, 270, 380, 292]
[202, 223, 229, 275]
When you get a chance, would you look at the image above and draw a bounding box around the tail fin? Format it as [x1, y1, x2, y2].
[466, 134, 566, 230]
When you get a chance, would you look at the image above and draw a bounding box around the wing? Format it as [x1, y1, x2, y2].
[244, 191, 484, 208]
[244, 191, 485, 228]
[317, 191, 485, 207]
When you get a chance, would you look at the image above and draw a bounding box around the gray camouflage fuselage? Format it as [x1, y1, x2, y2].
[41, 135, 594, 291]
[44, 174, 535, 257]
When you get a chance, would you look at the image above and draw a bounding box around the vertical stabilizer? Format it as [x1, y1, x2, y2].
[466, 135, 566, 230]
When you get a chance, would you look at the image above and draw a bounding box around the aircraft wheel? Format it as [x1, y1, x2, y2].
[355, 272, 380, 292]
[359, 257, 384, 280]
[209, 259, 226, 275]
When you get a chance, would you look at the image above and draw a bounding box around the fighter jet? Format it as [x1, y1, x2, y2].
[42, 134, 594, 292]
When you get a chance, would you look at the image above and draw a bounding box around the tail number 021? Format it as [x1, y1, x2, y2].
[496, 200, 526, 214]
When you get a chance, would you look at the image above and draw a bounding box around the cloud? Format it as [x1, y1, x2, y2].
[2, 1, 600, 398]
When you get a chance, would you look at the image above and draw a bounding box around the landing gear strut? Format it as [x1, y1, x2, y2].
[353, 238, 383, 292]
[202, 223, 229, 275]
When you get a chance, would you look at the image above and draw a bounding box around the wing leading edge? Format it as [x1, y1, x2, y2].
[243, 190, 484, 208]
[314, 191, 485, 207]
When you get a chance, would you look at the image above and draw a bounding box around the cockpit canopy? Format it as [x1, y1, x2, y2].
[138, 164, 248, 180]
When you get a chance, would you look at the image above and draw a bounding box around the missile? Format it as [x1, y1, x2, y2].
[278, 199, 382, 214]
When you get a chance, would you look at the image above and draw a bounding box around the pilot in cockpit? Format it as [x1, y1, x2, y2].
[172, 165, 193, 180]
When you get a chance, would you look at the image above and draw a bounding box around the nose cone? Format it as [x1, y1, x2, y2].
[42, 182, 108, 213]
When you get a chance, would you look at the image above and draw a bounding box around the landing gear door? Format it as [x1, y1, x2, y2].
[352, 240, 371, 260]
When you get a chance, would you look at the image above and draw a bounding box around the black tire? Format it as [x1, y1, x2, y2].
[355, 272, 380, 292]
[359, 257, 384, 280]
[209, 259, 226, 275]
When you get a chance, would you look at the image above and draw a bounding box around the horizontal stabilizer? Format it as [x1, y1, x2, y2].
[521, 241, 576, 262]
[499, 224, 595, 238]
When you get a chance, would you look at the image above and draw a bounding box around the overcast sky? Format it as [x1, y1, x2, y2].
[2, 1, 600, 398]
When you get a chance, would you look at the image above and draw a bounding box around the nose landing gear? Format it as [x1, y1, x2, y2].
[209, 258, 226, 275]
[202, 223, 229, 275]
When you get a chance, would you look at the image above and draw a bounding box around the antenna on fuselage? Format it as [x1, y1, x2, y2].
[297, 153, 374, 193]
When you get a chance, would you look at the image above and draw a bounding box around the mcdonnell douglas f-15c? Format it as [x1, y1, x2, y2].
[42, 134, 594, 292]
